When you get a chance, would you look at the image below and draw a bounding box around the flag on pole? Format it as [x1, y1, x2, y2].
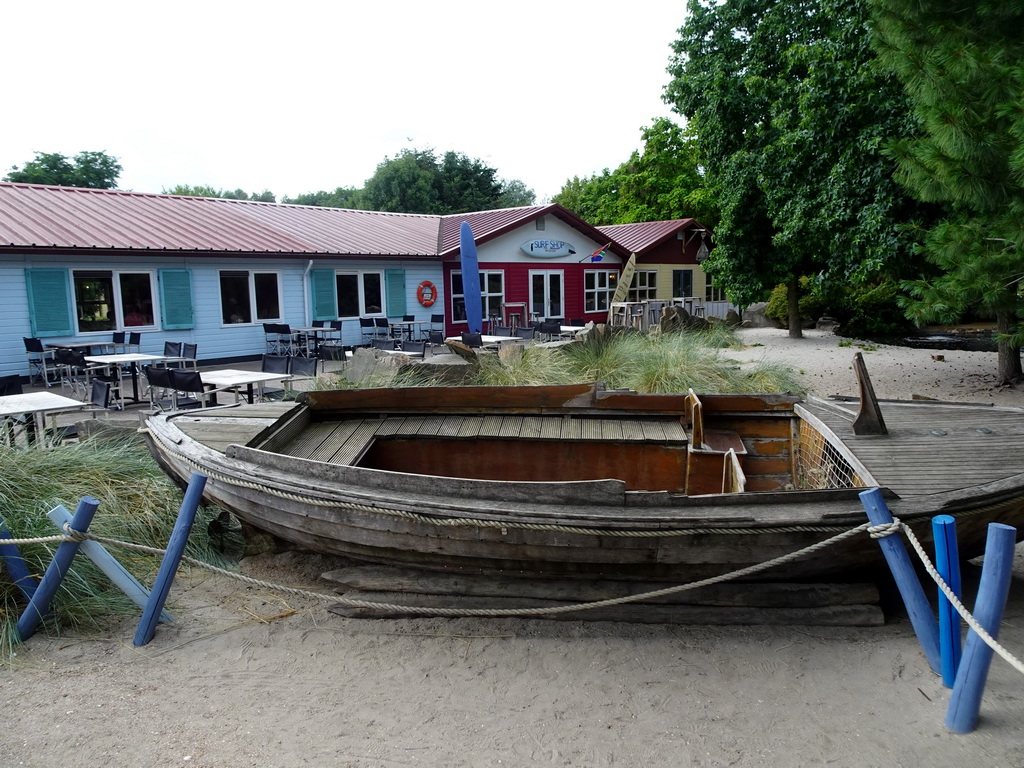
[580, 242, 611, 263]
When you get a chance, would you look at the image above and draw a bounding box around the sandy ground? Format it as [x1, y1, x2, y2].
[2, 328, 1023, 768]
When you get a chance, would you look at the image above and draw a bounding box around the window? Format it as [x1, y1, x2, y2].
[336, 271, 383, 317]
[73, 270, 157, 332]
[672, 269, 694, 299]
[705, 273, 726, 303]
[628, 270, 658, 301]
[219, 270, 281, 324]
[220, 271, 281, 324]
[451, 270, 504, 323]
[584, 270, 618, 312]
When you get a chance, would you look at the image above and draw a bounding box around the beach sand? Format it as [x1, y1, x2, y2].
[2, 328, 1022, 768]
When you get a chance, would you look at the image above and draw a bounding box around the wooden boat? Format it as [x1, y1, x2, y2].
[141, 375, 1024, 582]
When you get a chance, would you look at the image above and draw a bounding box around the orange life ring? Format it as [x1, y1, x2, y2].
[417, 281, 437, 307]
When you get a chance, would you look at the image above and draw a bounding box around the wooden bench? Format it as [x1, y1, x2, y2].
[685, 389, 748, 495]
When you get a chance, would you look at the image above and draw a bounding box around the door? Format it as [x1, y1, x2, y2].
[530, 271, 563, 320]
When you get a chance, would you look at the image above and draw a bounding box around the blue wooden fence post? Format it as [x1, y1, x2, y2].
[46, 505, 172, 624]
[932, 515, 962, 687]
[0, 518, 38, 601]
[945, 523, 1017, 734]
[15, 496, 100, 642]
[859, 488, 941, 674]
[133, 473, 207, 647]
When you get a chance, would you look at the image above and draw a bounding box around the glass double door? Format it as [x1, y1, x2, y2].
[530, 271, 563, 321]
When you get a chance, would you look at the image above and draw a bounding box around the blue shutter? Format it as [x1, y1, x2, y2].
[159, 269, 194, 329]
[25, 269, 73, 337]
[385, 269, 406, 316]
[310, 269, 337, 321]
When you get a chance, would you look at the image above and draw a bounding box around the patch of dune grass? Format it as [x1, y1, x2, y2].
[0, 432, 225, 662]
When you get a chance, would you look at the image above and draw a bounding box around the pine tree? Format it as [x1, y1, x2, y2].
[867, 0, 1024, 382]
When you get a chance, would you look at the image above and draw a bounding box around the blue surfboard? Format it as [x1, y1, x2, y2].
[460, 221, 483, 333]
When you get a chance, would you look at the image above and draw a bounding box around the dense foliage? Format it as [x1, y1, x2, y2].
[163, 185, 276, 202]
[553, 118, 717, 226]
[867, 0, 1024, 382]
[4, 150, 122, 189]
[665, 0, 936, 336]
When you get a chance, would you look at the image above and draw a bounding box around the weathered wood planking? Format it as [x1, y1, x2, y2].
[803, 400, 1024, 497]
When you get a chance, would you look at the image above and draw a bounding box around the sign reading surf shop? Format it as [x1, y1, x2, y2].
[521, 239, 576, 258]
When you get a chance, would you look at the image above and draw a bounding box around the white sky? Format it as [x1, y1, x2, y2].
[4, 1, 686, 204]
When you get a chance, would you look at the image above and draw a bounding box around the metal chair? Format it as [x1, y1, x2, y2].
[127, 332, 142, 353]
[143, 365, 176, 412]
[359, 317, 377, 344]
[168, 368, 228, 410]
[23, 337, 55, 386]
[461, 333, 483, 348]
[400, 340, 426, 359]
[492, 325, 513, 337]
[374, 317, 391, 341]
[263, 323, 281, 354]
[284, 356, 319, 398]
[112, 331, 127, 354]
[371, 338, 397, 351]
[515, 327, 536, 340]
[426, 329, 449, 353]
[259, 355, 290, 400]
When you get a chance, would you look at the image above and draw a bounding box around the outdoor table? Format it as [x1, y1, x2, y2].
[292, 326, 339, 356]
[446, 335, 525, 349]
[610, 302, 648, 330]
[84, 353, 166, 405]
[388, 320, 425, 340]
[200, 369, 290, 404]
[0, 391, 86, 445]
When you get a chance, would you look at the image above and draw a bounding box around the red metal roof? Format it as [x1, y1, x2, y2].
[0, 183, 440, 257]
[597, 219, 699, 255]
[0, 182, 642, 260]
[438, 205, 631, 259]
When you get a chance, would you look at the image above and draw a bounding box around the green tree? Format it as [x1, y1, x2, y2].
[362, 148, 534, 214]
[666, 0, 932, 337]
[282, 187, 364, 209]
[163, 185, 276, 202]
[553, 119, 714, 226]
[867, 0, 1024, 382]
[4, 150, 122, 189]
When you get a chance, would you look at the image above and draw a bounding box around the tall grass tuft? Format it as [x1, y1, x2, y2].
[0, 432, 225, 662]
[466, 327, 804, 395]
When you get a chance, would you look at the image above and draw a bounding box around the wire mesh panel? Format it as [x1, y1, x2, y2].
[796, 419, 866, 490]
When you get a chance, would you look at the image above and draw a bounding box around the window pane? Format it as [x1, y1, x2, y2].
[220, 271, 252, 324]
[363, 273, 382, 314]
[74, 271, 115, 332]
[120, 273, 154, 327]
[254, 273, 280, 320]
[336, 274, 359, 317]
[485, 272, 502, 294]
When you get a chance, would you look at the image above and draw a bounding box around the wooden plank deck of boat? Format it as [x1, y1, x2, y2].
[169, 403, 299, 453]
[801, 399, 1024, 498]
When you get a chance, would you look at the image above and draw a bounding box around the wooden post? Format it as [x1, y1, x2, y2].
[859, 488, 940, 674]
[0, 518, 38, 601]
[945, 523, 1017, 734]
[932, 515, 962, 688]
[16, 496, 100, 642]
[133, 473, 207, 646]
[46, 505, 172, 624]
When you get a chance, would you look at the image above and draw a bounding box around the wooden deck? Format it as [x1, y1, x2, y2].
[171, 403, 299, 453]
[800, 398, 1024, 498]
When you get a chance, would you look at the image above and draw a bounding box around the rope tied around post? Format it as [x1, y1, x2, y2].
[867, 519, 903, 539]
[61, 522, 88, 542]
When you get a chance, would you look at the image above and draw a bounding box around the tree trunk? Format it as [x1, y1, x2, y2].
[996, 309, 1022, 384]
[787, 275, 803, 339]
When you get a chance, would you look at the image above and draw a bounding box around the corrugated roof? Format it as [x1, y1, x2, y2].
[0, 183, 440, 256]
[597, 219, 697, 255]
[0, 182, 646, 260]
[438, 205, 631, 258]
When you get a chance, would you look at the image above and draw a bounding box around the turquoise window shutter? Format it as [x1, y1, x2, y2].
[25, 269, 73, 337]
[385, 269, 406, 316]
[310, 269, 337, 320]
[159, 269, 194, 329]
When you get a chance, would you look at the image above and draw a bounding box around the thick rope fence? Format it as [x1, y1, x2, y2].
[4, 516, 1022, 676]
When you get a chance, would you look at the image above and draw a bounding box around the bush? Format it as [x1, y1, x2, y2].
[764, 278, 826, 327]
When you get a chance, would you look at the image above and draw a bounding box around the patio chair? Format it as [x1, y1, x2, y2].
[112, 331, 127, 354]
[127, 331, 142, 353]
[0, 374, 28, 445]
[259, 355, 290, 400]
[23, 337, 55, 386]
[263, 323, 281, 354]
[423, 313, 444, 340]
[52, 380, 115, 442]
[358, 317, 377, 344]
[492, 325, 512, 337]
[374, 317, 390, 341]
[426, 329, 449, 353]
[181, 343, 198, 369]
[168, 368, 228, 410]
[283, 355, 319, 398]
[400, 340, 426, 359]
[462, 333, 483, 349]
[162, 341, 185, 368]
[371, 338, 397, 351]
[514, 327, 536, 340]
[143, 365, 176, 412]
